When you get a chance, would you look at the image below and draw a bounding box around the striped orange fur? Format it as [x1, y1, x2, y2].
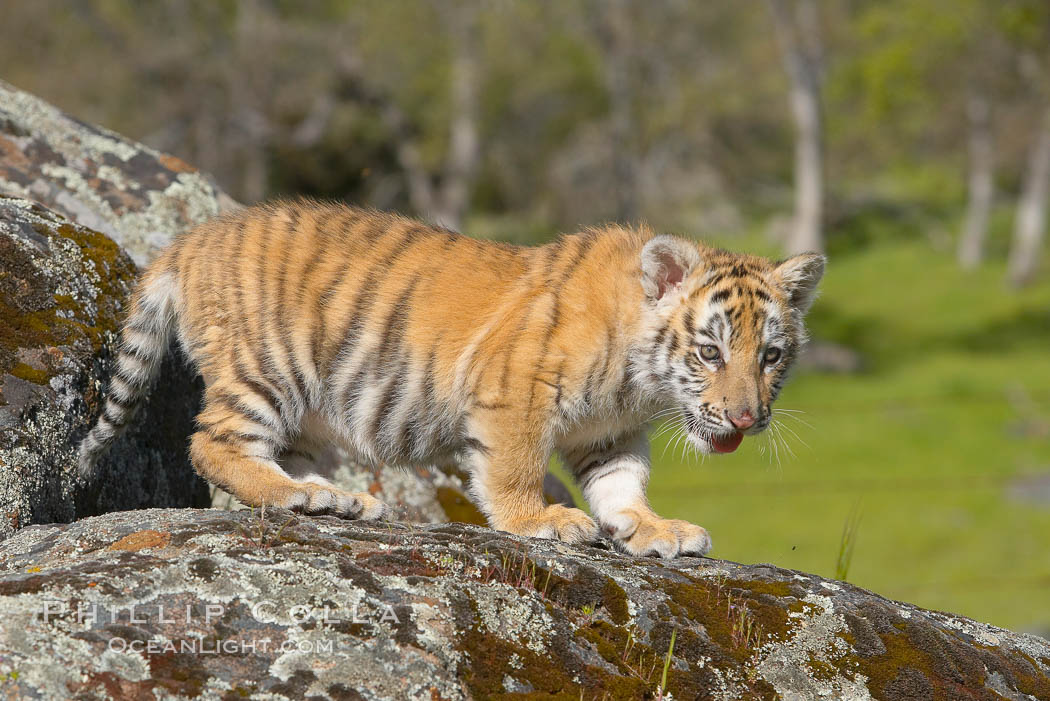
[79, 200, 824, 558]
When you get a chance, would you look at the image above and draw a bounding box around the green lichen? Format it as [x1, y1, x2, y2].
[661, 575, 797, 664]
[0, 211, 135, 385]
[601, 576, 630, 625]
[9, 362, 48, 385]
[457, 600, 585, 699]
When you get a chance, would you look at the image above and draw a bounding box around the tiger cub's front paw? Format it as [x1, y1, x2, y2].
[604, 508, 712, 558]
[499, 504, 599, 545]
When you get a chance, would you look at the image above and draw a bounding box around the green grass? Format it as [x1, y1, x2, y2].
[643, 238, 1050, 632]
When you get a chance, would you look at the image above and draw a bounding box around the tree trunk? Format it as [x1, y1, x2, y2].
[338, 9, 480, 231]
[1008, 107, 1050, 287]
[432, 8, 480, 231]
[597, 0, 640, 223]
[767, 0, 825, 255]
[958, 94, 994, 269]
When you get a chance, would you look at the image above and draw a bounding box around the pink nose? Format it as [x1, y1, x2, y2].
[729, 410, 756, 430]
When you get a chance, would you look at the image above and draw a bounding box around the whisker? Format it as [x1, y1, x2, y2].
[662, 423, 687, 460]
[773, 411, 814, 430]
[651, 418, 682, 439]
[774, 419, 810, 450]
[771, 421, 797, 460]
[646, 408, 681, 422]
[671, 426, 689, 462]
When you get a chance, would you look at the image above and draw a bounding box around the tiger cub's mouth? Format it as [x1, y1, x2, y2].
[709, 431, 744, 453]
[684, 414, 745, 454]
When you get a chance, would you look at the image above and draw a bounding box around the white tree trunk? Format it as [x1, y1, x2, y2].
[600, 0, 640, 223]
[432, 8, 480, 231]
[767, 0, 825, 255]
[958, 94, 994, 269]
[1008, 107, 1050, 287]
[790, 71, 824, 255]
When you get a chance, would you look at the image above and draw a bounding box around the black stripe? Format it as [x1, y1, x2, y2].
[585, 323, 615, 407]
[369, 277, 421, 441]
[274, 206, 310, 405]
[228, 220, 290, 416]
[121, 341, 155, 363]
[371, 358, 406, 442]
[710, 288, 732, 304]
[463, 437, 490, 456]
[303, 209, 354, 374]
[210, 388, 283, 431]
[653, 322, 669, 348]
[499, 236, 569, 393]
[666, 333, 680, 355]
[375, 278, 420, 369]
[402, 343, 437, 459]
[334, 229, 425, 412]
[704, 272, 727, 288]
[682, 309, 695, 335]
[254, 216, 292, 409]
[103, 403, 127, 426]
[232, 363, 285, 422]
[106, 392, 133, 412]
[527, 234, 598, 408]
[204, 427, 273, 447]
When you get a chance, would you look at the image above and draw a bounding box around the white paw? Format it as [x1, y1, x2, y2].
[606, 511, 712, 558]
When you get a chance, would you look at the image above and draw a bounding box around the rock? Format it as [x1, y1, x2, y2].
[0, 508, 1046, 700]
[798, 339, 865, 374]
[0, 79, 238, 267]
[0, 197, 208, 541]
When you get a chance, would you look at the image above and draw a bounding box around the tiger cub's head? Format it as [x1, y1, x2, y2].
[637, 235, 825, 455]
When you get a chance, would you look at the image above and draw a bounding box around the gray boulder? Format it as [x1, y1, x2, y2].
[0, 197, 208, 541]
[0, 507, 1046, 700]
[0, 79, 238, 267]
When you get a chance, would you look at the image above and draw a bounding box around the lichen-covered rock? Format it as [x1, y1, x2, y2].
[0, 197, 208, 541]
[0, 508, 1045, 700]
[0, 79, 238, 267]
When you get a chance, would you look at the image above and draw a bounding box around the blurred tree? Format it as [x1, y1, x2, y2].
[1004, 0, 1050, 286]
[766, 0, 825, 255]
[1008, 108, 1050, 286]
[958, 94, 995, 269]
[593, 0, 641, 223]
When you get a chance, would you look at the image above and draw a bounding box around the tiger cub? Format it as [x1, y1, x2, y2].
[79, 200, 823, 558]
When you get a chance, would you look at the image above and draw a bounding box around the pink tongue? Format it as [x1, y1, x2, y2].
[711, 431, 744, 453]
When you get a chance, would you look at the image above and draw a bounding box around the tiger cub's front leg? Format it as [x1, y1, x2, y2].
[463, 406, 598, 544]
[564, 431, 712, 558]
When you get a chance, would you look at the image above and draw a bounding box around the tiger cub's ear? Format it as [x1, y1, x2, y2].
[774, 253, 826, 314]
[641, 235, 701, 301]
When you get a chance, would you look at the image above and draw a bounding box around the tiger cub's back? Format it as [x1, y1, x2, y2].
[164, 201, 532, 464]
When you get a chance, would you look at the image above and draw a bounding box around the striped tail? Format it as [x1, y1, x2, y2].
[78, 270, 178, 477]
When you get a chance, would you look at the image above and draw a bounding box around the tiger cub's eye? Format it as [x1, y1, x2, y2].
[764, 347, 782, 365]
[699, 344, 721, 361]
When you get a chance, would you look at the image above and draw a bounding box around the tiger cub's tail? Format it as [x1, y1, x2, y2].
[78, 268, 179, 478]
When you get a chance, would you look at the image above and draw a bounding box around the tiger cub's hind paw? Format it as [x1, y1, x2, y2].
[282, 477, 390, 520]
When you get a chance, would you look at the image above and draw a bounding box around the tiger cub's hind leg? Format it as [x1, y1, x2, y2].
[190, 392, 388, 520]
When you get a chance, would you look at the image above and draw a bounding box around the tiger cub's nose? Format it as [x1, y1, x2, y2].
[728, 409, 756, 430]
